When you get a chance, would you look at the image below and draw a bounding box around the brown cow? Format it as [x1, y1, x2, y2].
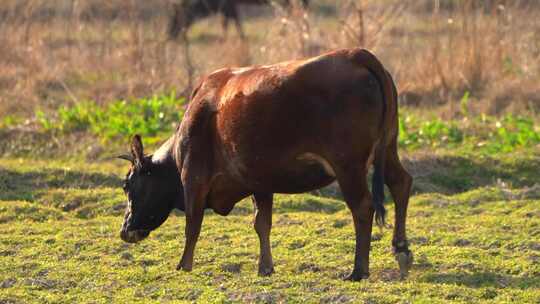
[118, 48, 413, 280]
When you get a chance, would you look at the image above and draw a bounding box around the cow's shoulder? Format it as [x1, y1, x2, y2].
[191, 68, 236, 108]
[178, 70, 234, 159]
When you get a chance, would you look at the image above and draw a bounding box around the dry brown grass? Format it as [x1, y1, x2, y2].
[0, 0, 539, 118]
[396, 1, 540, 116]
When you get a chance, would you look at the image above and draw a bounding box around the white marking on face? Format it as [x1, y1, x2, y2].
[297, 153, 336, 177]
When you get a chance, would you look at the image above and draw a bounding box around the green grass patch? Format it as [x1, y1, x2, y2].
[399, 113, 540, 153]
[35, 92, 185, 142]
[0, 115, 22, 129]
[29, 101, 540, 155]
[1, 152, 540, 303]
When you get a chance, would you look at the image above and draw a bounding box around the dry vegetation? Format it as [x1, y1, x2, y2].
[0, 0, 539, 119]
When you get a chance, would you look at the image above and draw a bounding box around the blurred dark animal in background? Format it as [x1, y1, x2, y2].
[168, 0, 309, 40]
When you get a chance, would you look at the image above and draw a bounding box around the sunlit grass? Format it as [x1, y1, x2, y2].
[1, 151, 539, 303]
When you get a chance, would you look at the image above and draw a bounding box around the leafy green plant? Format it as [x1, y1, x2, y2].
[399, 116, 463, 149]
[460, 91, 470, 117]
[0, 115, 22, 129]
[484, 115, 540, 153]
[34, 94, 539, 153]
[398, 113, 539, 153]
[36, 110, 54, 131]
[35, 91, 185, 140]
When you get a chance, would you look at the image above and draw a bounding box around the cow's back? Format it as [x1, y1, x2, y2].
[183, 48, 387, 193]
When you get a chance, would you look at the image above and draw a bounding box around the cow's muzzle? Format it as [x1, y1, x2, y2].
[120, 228, 150, 243]
[120, 210, 150, 243]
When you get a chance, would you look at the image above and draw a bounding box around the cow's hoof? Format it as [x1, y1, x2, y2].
[258, 266, 275, 277]
[395, 251, 413, 279]
[344, 271, 369, 281]
[176, 261, 192, 272]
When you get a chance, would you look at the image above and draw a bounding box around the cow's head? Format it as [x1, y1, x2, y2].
[118, 135, 184, 243]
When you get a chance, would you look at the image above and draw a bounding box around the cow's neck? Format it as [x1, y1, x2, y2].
[150, 134, 181, 185]
[151, 134, 184, 210]
[151, 135, 177, 166]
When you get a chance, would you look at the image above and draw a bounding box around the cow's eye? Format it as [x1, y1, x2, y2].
[139, 169, 151, 176]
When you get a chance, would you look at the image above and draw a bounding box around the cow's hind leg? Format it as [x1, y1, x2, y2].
[334, 160, 373, 281]
[252, 193, 274, 276]
[384, 139, 413, 278]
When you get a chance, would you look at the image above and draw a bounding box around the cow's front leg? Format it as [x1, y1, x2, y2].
[176, 204, 204, 271]
[177, 175, 207, 271]
[252, 193, 274, 276]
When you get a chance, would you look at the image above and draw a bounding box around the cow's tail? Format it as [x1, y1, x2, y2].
[350, 49, 393, 227]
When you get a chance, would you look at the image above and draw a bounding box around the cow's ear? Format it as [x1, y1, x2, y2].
[131, 135, 144, 168]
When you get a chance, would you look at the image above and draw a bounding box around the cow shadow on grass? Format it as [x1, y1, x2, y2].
[2, 153, 539, 215]
[0, 167, 122, 202]
[225, 194, 346, 216]
[404, 154, 540, 195]
[422, 271, 540, 289]
[188, 153, 540, 216]
[312, 154, 540, 201]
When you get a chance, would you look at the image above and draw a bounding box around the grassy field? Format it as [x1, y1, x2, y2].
[1, 148, 540, 303]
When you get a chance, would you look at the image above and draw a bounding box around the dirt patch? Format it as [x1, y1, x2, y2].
[320, 293, 353, 304]
[229, 291, 283, 304]
[528, 242, 540, 251]
[454, 239, 472, 247]
[221, 262, 242, 273]
[0, 279, 16, 289]
[288, 240, 306, 250]
[275, 214, 303, 226]
[24, 278, 57, 290]
[296, 262, 321, 273]
[332, 219, 348, 228]
[410, 236, 429, 245]
[61, 201, 82, 211]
